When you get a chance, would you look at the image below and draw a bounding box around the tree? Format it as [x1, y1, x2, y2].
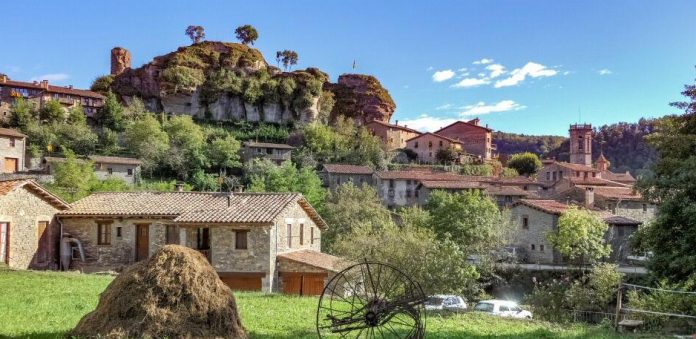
[124, 97, 149, 121]
[163, 115, 207, 179]
[9, 97, 34, 129]
[502, 167, 519, 177]
[245, 159, 326, 214]
[207, 135, 241, 170]
[636, 74, 696, 284]
[546, 207, 611, 265]
[90, 75, 114, 94]
[67, 104, 86, 125]
[435, 146, 459, 164]
[50, 150, 97, 202]
[277, 50, 299, 71]
[39, 100, 65, 123]
[506, 152, 542, 176]
[321, 183, 393, 250]
[185, 25, 205, 44]
[235, 25, 258, 45]
[124, 114, 170, 174]
[99, 92, 125, 131]
[425, 190, 508, 254]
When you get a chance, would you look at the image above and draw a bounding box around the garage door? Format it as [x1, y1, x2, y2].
[4, 158, 17, 173]
[219, 273, 264, 291]
[281, 273, 327, 296]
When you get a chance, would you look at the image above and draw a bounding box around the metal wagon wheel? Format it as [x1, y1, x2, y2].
[316, 262, 426, 338]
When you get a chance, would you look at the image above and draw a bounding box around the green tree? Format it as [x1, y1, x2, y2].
[318, 90, 335, 123]
[235, 25, 259, 45]
[53, 123, 98, 155]
[99, 127, 121, 155]
[546, 207, 611, 265]
[425, 190, 506, 254]
[124, 114, 170, 174]
[637, 76, 696, 284]
[397, 205, 431, 229]
[245, 159, 326, 214]
[50, 150, 97, 202]
[207, 135, 241, 170]
[502, 167, 519, 177]
[277, 50, 299, 71]
[9, 97, 34, 129]
[124, 97, 149, 121]
[163, 115, 207, 179]
[506, 152, 542, 176]
[185, 25, 205, 44]
[90, 75, 114, 94]
[67, 104, 86, 125]
[99, 92, 125, 131]
[435, 146, 459, 164]
[39, 100, 65, 123]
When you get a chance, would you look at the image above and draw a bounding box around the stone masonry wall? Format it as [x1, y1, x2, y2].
[511, 205, 556, 264]
[210, 226, 272, 290]
[0, 135, 25, 173]
[0, 188, 60, 269]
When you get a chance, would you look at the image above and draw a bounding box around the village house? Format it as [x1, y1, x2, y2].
[0, 128, 26, 174]
[364, 120, 422, 151]
[241, 141, 294, 165]
[374, 170, 470, 208]
[319, 164, 374, 190]
[43, 155, 143, 185]
[56, 191, 342, 295]
[556, 185, 656, 224]
[434, 119, 496, 160]
[0, 75, 105, 121]
[405, 132, 464, 164]
[0, 179, 69, 269]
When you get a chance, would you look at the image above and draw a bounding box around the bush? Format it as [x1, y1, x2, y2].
[160, 66, 205, 91]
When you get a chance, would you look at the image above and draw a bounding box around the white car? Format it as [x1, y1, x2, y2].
[473, 300, 532, 319]
[425, 295, 467, 312]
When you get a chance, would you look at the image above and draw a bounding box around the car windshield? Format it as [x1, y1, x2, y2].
[474, 302, 495, 312]
[425, 297, 444, 306]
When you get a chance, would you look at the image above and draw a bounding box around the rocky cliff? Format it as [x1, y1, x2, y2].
[108, 42, 395, 124]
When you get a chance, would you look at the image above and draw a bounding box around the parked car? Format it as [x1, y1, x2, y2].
[627, 251, 653, 265]
[473, 300, 532, 319]
[425, 295, 467, 312]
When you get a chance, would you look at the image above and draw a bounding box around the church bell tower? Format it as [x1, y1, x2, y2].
[569, 124, 592, 166]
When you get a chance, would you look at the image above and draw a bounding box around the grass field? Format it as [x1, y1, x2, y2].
[0, 267, 646, 338]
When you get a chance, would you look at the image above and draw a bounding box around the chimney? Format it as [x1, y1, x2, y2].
[40, 80, 49, 89]
[174, 182, 184, 192]
[584, 187, 595, 208]
[395, 120, 399, 126]
[233, 185, 244, 193]
[227, 193, 234, 207]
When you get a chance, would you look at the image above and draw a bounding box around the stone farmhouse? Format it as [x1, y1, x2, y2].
[43, 155, 142, 185]
[56, 191, 342, 295]
[364, 120, 422, 151]
[320, 164, 374, 190]
[241, 141, 294, 165]
[435, 118, 496, 160]
[0, 128, 26, 174]
[405, 132, 464, 164]
[0, 179, 70, 269]
[0, 75, 104, 121]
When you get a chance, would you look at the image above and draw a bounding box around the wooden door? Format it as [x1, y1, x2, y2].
[282, 273, 327, 296]
[0, 222, 8, 264]
[3, 158, 17, 173]
[135, 224, 149, 261]
[220, 275, 263, 291]
[303, 276, 326, 296]
[35, 221, 49, 264]
[282, 275, 302, 295]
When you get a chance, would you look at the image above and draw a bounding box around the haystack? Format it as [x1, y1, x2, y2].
[71, 245, 247, 338]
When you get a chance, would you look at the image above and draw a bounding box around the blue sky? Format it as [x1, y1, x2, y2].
[2, 1, 695, 135]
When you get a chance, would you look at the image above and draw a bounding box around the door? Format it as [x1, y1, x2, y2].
[3, 158, 17, 173]
[35, 221, 49, 264]
[283, 275, 302, 295]
[0, 223, 8, 264]
[219, 273, 264, 291]
[135, 224, 149, 261]
[282, 273, 327, 296]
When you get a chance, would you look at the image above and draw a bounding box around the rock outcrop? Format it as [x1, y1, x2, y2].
[110, 47, 131, 76]
[109, 42, 395, 125]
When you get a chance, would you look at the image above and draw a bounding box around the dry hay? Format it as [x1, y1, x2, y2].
[71, 245, 247, 338]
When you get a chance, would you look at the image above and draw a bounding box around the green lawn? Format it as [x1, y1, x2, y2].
[0, 267, 646, 338]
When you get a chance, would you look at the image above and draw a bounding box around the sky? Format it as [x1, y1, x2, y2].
[2, 1, 695, 136]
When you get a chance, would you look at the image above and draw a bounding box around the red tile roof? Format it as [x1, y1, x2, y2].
[569, 177, 628, 187]
[0, 128, 27, 138]
[420, 180, 483, 189]
[89, 155, 142, 166]
[405, 132, 463, 144]
[483, 176, 538, 185]
[435, 120, 493, 133]
[322, 164, 374, 175]
[600, 170, 636, 183]
[277, 250, 347, 272]
[375, 170, 471, 181]
[556, 162, 600, 172]
[1, 79, 104, 99]
[484, 186, 532, 196]
[365, 120, 422, 135]
[514, 199, 569, 215]
[592, 186, 643, 201]
[0, 179, 69, 209]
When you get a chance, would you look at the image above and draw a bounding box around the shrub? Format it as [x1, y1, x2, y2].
[160, 66, 205, 91]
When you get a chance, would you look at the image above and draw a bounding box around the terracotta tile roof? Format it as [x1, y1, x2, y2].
[0, 128, 27, 138]
[277, 250, 347, 272]
[435, 120, 493, 133]
[405, 132, 463, 144]
[420, 180, 483, 189]
[569, 177, 628, 187]
[365, 120, 422, 135]
[58, 192, 327, 229]
[592, 186, 643, 201]
[603, 215, 642, 226]
[514, 199, 569, 215]
[89, 155, 142, 166]
[243, 141, 295, 150]
[484, 186, 532, 196]
[555, 162, 600, 172]
[483, 176, 538, 185]
[0, 179, 69, 209]
[375, 170, 472, 181]
[0, 79, 105, 99]
[322, 164, 374, 175]
[600, 170, 636, 183]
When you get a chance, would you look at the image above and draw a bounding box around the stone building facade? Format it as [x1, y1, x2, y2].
[364, 120, 422, 151]
[43, 155, 142, 185]
[0, 128, 26, 173]
[510, 200, 564, 264]
[0, 179, 69, 269]
[405, 132, 464, 164]
[241, 141, 294, 165]
[434, 119, 495, 160]
[320, 164, 374, 190]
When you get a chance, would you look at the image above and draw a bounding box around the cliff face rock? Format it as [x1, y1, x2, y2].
[326, 74, 396, 123]
[110, 42, 393, 125]
[110, 47, 131, 76]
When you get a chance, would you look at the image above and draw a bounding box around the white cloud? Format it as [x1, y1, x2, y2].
[432, 69, 455, 82]
[435, 103, 453, 110]
[494, 62, 557, 88]
[459, 100, 525, 116]
[426, 66, 434, 71]
[29, 73, 69, 83]
[473, 58, 494, 65]
[398, 114, 458, 132]
[486, 64, 506, 78]
[451, 77, 490, 88]
[598, 68, 612, 75]
[563, 70, 572, 75]
[457, 67, 468, 72]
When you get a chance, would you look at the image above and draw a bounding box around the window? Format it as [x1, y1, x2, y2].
[287, 224, 292, 248]
[559, 171, 563, 179]
[299, 224, 304, 245]
[9, 138, 15, 147]
[552, 172, 557, 181]
[415, 189, 420, 198]
[310, 227, 315, 245]
[389, 179, 394, 188]
[107, 168, 113, 175]
[266, 148, 273, 155]
[592, 172, 596, 178]
[522, 216, 529, 229]
[576, 171, 581, 177]
[256, 148, 262, 154]
[546, 172, 550, 181]
[127, 168, 133, 176]
[642, 204, 647, 213]
[116, 226, 123, 238]
[165, 225, 179, 244]
[97, 222, 111, 245]
[499, 305, 510, 312]
[235, 230, 248, 249]
[197, 228, 210, 250]
[540, 245, 545, 252]
[439, 140, 443, 147]
[531, 244, 535, 250]
[406, 189, 412, 198]
[414, 141, 418, 148]
[428, 141, 433, 148]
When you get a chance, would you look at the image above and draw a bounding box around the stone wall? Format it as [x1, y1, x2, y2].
[405, 134, 462, 164]
[93, 163, 140, 185]
[510, 205, 557, 264]
[209, 226, 272, 291]
[324, 173, 373, 190]
[376, 178, 420, 208]
[436, 123, 492, 160]
[0, 135, 25, 173]
[0, 187, 61, 269]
